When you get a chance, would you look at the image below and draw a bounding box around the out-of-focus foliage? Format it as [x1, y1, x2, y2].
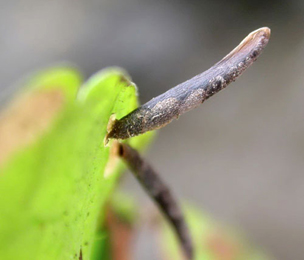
[90, 192, 139, 260]
[160, 205, 271, 260]
[104, 193, 272, 260]
[0, 66, 154, 260]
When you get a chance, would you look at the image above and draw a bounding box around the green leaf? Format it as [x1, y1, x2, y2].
[0, 66, 155, 260]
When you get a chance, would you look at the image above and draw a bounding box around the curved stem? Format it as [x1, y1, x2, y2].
[107, 27, 270, 140]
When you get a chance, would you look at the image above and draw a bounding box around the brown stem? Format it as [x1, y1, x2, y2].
[118, 143, 193, 260]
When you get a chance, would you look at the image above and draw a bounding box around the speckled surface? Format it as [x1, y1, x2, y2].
[108, 28, 270, 140]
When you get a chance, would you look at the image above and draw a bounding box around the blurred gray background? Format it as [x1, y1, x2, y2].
[1, 0, 304, 259]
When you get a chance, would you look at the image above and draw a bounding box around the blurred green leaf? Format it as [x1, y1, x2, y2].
[0, 66, 154, 260]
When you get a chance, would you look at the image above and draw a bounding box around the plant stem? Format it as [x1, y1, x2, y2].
[118, 143, 193, 260]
